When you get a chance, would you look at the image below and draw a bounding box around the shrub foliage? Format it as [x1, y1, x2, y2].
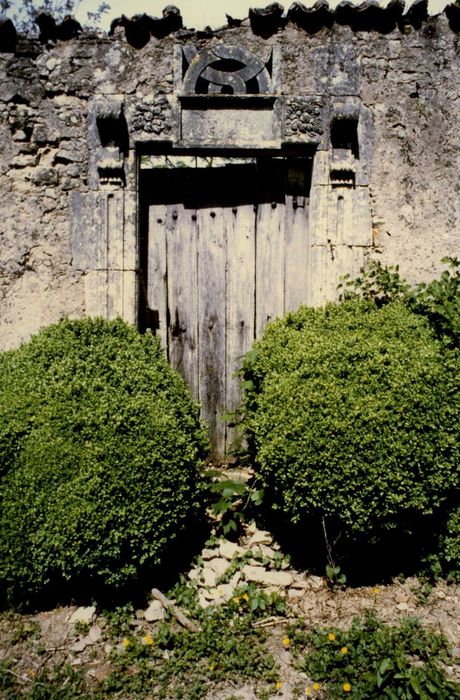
[0, 318, 208, 603]
[340, 256, 460, 347]
[241, 301, 459, 553]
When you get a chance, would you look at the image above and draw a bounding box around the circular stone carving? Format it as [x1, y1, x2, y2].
[183, 45, 271, 95]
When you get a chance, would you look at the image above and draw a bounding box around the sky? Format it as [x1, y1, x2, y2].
[77, 0, 449, 30]
[5, 0, 451, 31]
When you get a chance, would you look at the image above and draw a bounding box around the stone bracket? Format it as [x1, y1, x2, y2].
[88, 97, 128, 189]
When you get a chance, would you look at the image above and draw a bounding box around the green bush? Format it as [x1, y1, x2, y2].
[241, 301, 459, 550]
[0, 318, 209, 603]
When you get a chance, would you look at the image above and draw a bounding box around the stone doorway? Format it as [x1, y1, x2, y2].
[139, 153, 313, 459]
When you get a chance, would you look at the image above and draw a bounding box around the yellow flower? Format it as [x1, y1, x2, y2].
[122, 638, 131, 649]
[305, 687, 312, 696]
[313, 682, 321, 691]
[242, 593, 249, 601]
[275, 681, 283, 690]
[209, 662, 215, 671]
[343, 682, 351, 692]
[340, 646, 348, 654]
[232, 596, 240, 604]
[328, 632, 336, 641]
[282, 636, 290, 647]
[142, 634, 154, 646]
[372, 586, 380, 595]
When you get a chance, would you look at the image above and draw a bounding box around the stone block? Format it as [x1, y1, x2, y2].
[242, 565, 293, 587]
[33, 167, 59, 186]
[69, 192, 101, 270]
[69, 606, 96, 626]
[202, 567, 218, 588]
[247, 530, 273, 546]
[206, 557, 230, 577]
[56, 147, 84, 163]
[144, 600, 165, 622]
[11, 153, 39, 168]
[219, 540, 245, 560]
[83, 270, 109, 318]
[201, 547, 219, 560]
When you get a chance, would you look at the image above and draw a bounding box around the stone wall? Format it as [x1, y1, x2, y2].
[1, 2, 459, 351]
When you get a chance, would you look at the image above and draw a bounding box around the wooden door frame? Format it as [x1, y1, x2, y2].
[138, 144, 315, 332]
[137, 145, 315, 460]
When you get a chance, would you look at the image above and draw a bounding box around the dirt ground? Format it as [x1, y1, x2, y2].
[1, 574, 458, 699]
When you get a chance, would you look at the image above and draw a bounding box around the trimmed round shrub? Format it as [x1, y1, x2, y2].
[0, 318, 209, 603]
[241, 301, 459, 547]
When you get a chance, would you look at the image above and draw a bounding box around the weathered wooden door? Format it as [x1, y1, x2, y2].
[142, 155, 312, 459]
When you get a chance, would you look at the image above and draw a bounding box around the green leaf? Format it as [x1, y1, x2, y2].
[379, 658, 393, 675]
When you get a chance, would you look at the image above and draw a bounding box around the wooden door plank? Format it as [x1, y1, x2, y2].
[148, 204, 168, 353]
[255, 201, 285, 338]
[226, 204, 256, 456]
[197, 206, 227, 459]
[166, 204, 200, 401]
[285, 196, 310, 313]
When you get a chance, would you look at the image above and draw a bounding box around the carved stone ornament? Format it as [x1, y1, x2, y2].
[182, 45, 272, 94]
[284, 97, 324, 139]
[131, 95, 172, 135]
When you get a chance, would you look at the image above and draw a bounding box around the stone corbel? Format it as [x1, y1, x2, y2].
[88, 97, 129, 190]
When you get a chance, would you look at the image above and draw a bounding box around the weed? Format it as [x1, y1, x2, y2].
[205, 469, 265, 538]
[325, 564, 347, 588]
[411, 579, 434, 606]
[73, 620, 91, 636]
[340, 257, 460, 347]
[168, 574, 201, 617]
[290, 610, 460, 699]
[231, 583, 287, 616]
[101, 602, 135, 640]
[103, 601, 280, 699]
[0, 662, 88, 700]
[10, 620, 40, 645]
